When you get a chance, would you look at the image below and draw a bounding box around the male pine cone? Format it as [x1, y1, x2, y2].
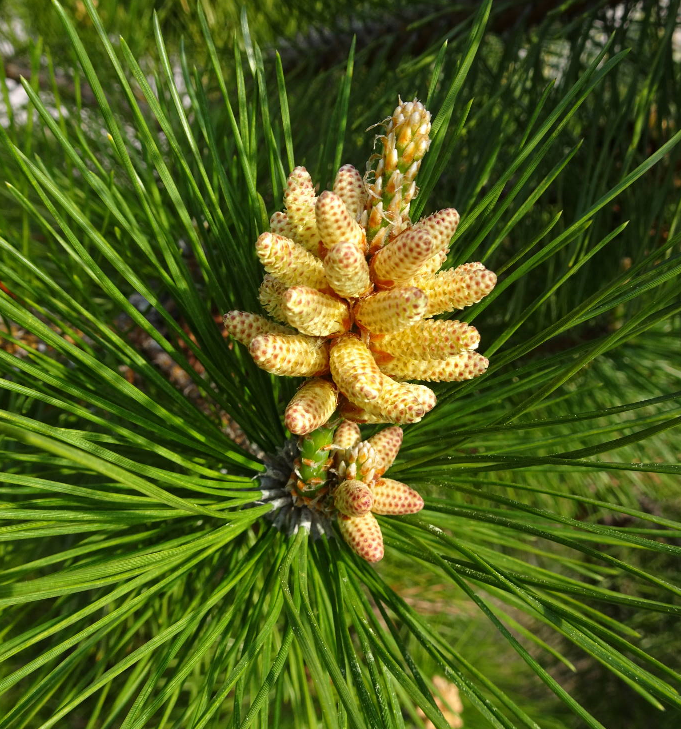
[333, 423, 425, 563]
[225, 98, 496, 435]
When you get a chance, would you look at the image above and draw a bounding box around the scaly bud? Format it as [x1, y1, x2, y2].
[315, 191, 366, 252]
[269, 211, 297, 239]
[333, 164, 366, 221]
[258, 275, 288, 323]
[418, 263, 497, 317]
[323, 241, 372, 299]
[371, 478, 424, 515]
[337, 441, 376, 483]
[297, 423, 335, 489]
[255, 233, 327, 290]
[338, 512, 384, 562]
[371, 227, 434, 287]
[282, 286, 350, 337]
[412, 208, 460, 256]
[284, 378, 338, 435]
[330, 335, 383, 405]
[354, 287, 427, 334]
[250, 334, 329, 377]
[367, 226, 391, 252]
[283, 166, 321, 254]
[366, 199, 385, 238]
[379, 351, 489, 382]
[394, 101, 431, 156]
[372, 320, 480, 360]
[223, 311, 293, 346]
[366, 426, 403, 476]
[333, 420, 362, 450]
[334, 479, 374, 516]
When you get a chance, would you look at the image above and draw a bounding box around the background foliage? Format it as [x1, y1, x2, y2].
[0, 0, 680, 727]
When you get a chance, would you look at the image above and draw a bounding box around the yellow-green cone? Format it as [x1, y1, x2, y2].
[223, 311, 293, 346]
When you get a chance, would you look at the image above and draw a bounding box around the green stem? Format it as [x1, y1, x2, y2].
[295, 421, 338, 494]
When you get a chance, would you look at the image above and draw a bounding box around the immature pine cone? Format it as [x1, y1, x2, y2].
[333, 423, 423, 562]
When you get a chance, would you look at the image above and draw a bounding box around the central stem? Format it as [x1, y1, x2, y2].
[296, 421, 337, 495]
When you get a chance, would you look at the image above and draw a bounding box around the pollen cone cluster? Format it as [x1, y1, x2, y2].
[225, 97, 496, 436]
[332, 423, 423, 563]
[261, 419, 423, 564]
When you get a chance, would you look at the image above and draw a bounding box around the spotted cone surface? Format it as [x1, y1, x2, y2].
[338, 512, 384, 563]
[334, 480, 374, 516]
[284, 378, 338, 435]
[331, 423, 423, 562]
[371, 478, 424, 515]
[226, 96, 495, 432]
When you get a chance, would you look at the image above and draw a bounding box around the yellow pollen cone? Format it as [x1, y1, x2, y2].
[409, 250, 448, 282]
[258, 275, 288, 323]
[371, 227, 434, 286]
[371, 478, 424, 515]
[418, 263, 497, 317]
[354, 287, 427, 334]
[338, 512, 384, 562]
[333, 420, 362, 450]
[355, 374, 436, 424]
[334, 479, 374, 516]
[282, 286, 350, 337]
[412, 208, 460, 255]
[338, 399, 393, 424]
[283, 166, 315, 220]
[316, 191, 366, 252]
[223, 311, 293, 346]
[284, 378, 338, 435]
[269, 211, 296, 239]
[379, 351, 489, 382]
[323, 241, 372, 299]
[366, 426, 403, 476]
[330, 334, 383, 404]
[372, 320, 480, 360]
[250, 333, 329, 377]
[283, 166, 321, 254]
[333, 164, 366, 221]
[255, 232, 328, 290]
